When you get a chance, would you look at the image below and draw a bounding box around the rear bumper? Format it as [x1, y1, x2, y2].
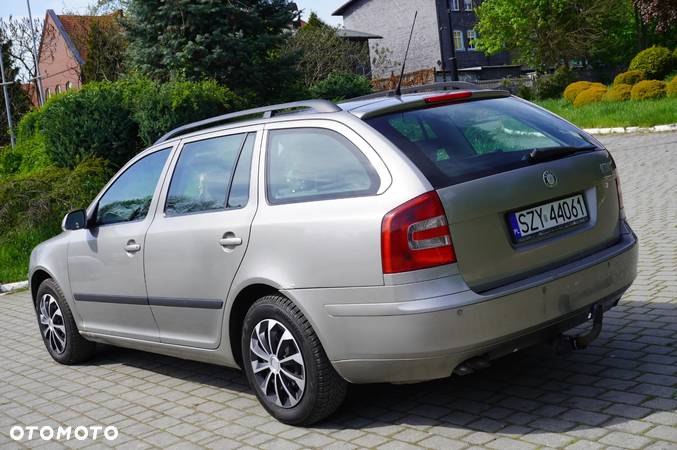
[284, 221, 638, 384]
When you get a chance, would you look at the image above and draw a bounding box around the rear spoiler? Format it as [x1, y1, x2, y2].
[358, 89, 511, 120]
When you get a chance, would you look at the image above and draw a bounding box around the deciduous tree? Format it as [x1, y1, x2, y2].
[285, 13, 370, 87]
[475, 0, 637, 71]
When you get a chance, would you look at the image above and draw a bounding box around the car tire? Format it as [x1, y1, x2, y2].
[35, 279, 96, 365]
[241, 294, 347, 426]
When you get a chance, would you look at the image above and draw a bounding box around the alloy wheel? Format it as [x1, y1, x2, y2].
[38, 294, 66, 354]
[249, 319, 305, 408]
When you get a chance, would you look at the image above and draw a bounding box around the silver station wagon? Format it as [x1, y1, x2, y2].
[29, 83, 638, 425]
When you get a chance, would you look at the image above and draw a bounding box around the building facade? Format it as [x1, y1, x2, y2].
[333, 0, 512, 80]
[35, 10, 118, 105]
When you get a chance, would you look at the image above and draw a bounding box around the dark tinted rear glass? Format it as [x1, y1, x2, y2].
[366, 97, 599, 187]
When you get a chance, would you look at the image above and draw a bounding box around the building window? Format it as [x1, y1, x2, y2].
[45, 88, 51, 98]
[467, 30, 477, 50]
[464, 0, 474, 10]
[453, 30, 464, 51]
[65, 81, 72, 90]
[55, 85, 61, 94]
[450, 0, 460, 11]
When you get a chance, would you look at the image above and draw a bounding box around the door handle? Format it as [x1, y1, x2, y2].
[219, 235, 242, 247]
[124, 241, 141, 253]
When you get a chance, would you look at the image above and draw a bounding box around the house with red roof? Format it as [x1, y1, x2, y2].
[35, 9, 119, 104]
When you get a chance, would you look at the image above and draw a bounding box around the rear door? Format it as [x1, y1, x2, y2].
[367, 97, 621, 291]
[143, 127, 260, 349]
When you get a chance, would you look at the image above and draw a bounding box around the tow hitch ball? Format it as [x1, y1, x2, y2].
[552, 304, 604, 354]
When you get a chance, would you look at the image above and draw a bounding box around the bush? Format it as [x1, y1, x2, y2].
[613, 70, 646, 86]
[0, 157, 112, 236]
[564, 81, 605, 103]
[40, 82, 139, 169]
[603, 84, 632, 102]
[534, 66, 574, 100]
[667, 76, 677, 98]
[127, 79, 240, 147]
[573, 86, 608, 108]
[631, 80, 667, 100]
[309, 72, 372, 102]
[629, 46, 673, 80]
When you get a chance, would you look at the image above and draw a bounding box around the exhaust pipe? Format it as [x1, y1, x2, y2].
[552, 303, 604, 354]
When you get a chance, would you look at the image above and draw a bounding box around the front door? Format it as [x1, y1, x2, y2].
[68, 147, 172, 340]
[144, 129, 260, 349]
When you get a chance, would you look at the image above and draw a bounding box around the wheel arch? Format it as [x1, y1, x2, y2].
[30, 268, 54, 305]
[228, 283, 281, 368]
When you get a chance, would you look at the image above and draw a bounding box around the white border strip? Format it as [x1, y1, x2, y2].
[584, 123, 677, 135]
[0, 281, 28, 295]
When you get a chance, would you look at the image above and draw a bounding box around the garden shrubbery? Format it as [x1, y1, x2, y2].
[41, 82, 140, 168]
[631, 80, 667, 100]
[564, 81, 605, 104]
[0, 77, 241, 282]
[667, 76, 677, 97]
[127, 79, 240, 147]
[573, 85, 608, 108]
[629, 46, 673, 80]
[603, 83, 632, 102]
[613, 70, 645, 86]
[308, 72, 372, 102]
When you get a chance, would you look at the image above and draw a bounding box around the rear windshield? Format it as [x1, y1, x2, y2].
[366, 97, 599, 187]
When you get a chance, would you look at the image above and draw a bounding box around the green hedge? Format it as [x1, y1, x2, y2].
[309, 72, 372, 102]
[127, 79, 240, 147]
[629, 46, 673, 80]
[23, 78, 241, 170]
[40, 83, 139, 168]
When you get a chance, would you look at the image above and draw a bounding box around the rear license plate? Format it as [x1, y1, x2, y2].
[508, 194, 588, 242]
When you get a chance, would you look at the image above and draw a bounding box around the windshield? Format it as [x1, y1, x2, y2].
[366, 97, 599, 187]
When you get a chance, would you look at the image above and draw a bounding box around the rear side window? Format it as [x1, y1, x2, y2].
[96, 148, 171, 226]
[367, 97, 599, 187]
[165, 132, 254, 216]
[266, 128, 380, 204]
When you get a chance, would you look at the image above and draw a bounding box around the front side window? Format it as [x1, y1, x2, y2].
[267, 128, 380, 204]
[367, 97, 599, 188]
[165, 132, 254, 216]
[453, 30, 464, 51]
[97, 148, 171, 226]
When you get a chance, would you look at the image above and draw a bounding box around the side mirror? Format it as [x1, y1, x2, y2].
[62, 209, 87, 231]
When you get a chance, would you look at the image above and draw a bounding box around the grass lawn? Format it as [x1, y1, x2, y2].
[536, 97, 677, 129]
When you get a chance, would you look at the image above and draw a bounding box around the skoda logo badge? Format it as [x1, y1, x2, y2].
[543, 170, 557, 188]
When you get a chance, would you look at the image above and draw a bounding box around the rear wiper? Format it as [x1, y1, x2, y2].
[527, 145, 597, 163]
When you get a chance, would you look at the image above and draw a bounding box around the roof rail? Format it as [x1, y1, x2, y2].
[345, 81, 484, 102]
[154, 99, 341, 145]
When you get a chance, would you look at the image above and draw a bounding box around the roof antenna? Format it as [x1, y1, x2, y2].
[393, 10, 418, 97]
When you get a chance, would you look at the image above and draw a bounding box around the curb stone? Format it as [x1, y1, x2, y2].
[584, 123, 677, 135]
[0, 280, 29, 295]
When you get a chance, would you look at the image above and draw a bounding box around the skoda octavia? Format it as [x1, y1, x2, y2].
[29, 85, 637, 425]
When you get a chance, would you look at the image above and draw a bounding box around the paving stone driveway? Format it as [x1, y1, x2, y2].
[1, 132, 676, 450]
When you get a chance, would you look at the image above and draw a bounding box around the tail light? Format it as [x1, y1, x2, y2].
[616, 175, 625, 219]
[381, 191, 456, 274]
